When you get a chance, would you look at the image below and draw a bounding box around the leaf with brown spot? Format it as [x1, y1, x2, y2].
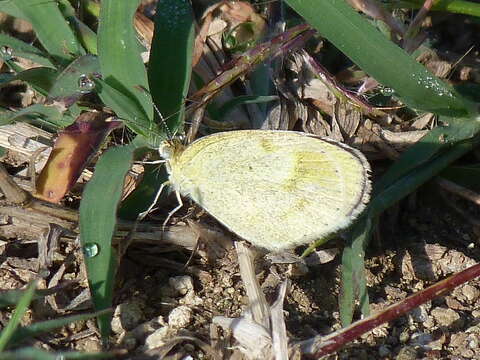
[34, 112, 121, 203]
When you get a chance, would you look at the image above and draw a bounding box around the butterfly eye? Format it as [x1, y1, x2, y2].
[158, 143, 173, 159]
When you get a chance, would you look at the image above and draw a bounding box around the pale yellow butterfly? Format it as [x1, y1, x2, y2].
[157, 130, 370, 251]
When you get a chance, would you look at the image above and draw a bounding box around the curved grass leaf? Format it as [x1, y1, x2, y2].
[0, 280, 37, 351]
[57, 0, 98, 55]
[79, 144, 136, 341]
[374, 116, 480, 194]
[95, 78, 163, 145]
[47, 54, 100, 106]
[284, 0, 474, 117]
[8, 309, 112, 346]
[0, 33, 55, 68]
[98, 0, 153, 124]
[0, 0, 83, 64]
[0, 67, 57, 95]
[0, 347, 112, 360]
[389, 0, 480, 17]
[0, 104, 65, 128]
[148, 0, 194, 134]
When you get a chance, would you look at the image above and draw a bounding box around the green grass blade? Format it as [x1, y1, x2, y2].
[97, 0, 152, 123]
[57, 0, 98, 55]
[283, 0, 474, 116]
[340, 116, 480, 324]
[9, 309, 112, 345]
[339, 216, 372, 326]
[0, 33, 55, 68]
[390, 0, 480, 17]
[0, 67, 57, 95]
[374, 116, 480, 194]
[95, 78, 163, 145]
[0, 0, 83, 64]
[371, 132, 480, 216]
[148, 0, 194, 133]
[0, 347, 112, 360]
[0, 280, 37, 351]
[118, 164, 169, 220]
[48, 54, 100, 102]
[79, 144, 136, 342]
[0, 104, 65, 128]
[119, 0, 194, 218]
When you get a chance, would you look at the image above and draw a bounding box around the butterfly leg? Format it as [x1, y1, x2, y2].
[135, 159, 166, 165]
[162, 190, 184, 231]
[137, 180, 170, 221]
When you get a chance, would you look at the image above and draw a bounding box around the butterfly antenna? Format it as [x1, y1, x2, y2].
[152, 101, 174, 140]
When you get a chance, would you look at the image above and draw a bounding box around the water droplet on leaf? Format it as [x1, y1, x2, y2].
[78, 74, 95, 93]
[83, 242, 100, 258]
[0, 46, 13, 60]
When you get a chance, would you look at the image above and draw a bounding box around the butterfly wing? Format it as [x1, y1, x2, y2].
[170, 130, 370, 251]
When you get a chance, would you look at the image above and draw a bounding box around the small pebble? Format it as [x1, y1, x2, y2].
[431, 307, 461, 327]
[111, 301, 144, 334]
[144, 326, 171, 350]
[168, 305, 192, 329]
[378, 344, 391, 357]
[169, 275, 194, 296]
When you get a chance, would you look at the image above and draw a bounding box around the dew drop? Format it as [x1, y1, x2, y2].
[78, 74, 95, 93]
[0, 46, 13, 60]
[83, 242, 100, 258]
[380, 87, 395, 96]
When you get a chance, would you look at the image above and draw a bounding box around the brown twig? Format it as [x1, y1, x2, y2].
[436, 177, 480, 206]
[0, 162, 31, 205]
[300, 262, 480, 357]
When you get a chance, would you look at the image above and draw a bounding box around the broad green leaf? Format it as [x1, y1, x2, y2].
[148, 0, 195, 133]
[48, 54, 100, 103]
[98, 0, 153, 122]
[79, 144, 136, 341]
[119, 0, 195, 220]
[95, 78, 163, 145]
